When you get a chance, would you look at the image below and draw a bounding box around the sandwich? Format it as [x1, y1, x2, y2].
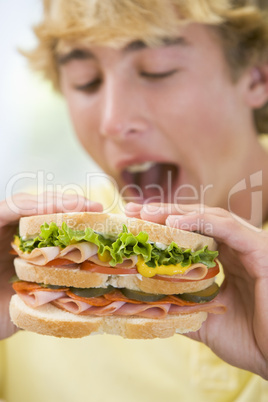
[9, 212, 225, 339]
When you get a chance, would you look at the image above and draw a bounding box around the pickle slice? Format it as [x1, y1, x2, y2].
[178, 283, 220, 303]
[69, 286, 114, 298]
[39, 283, 65, 290]
[121, 288, 165, 302]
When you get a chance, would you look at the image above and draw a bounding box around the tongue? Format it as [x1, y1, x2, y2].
[122, 163, 178, 203]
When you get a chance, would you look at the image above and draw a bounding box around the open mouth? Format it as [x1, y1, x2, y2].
[121, 162, 179, 203]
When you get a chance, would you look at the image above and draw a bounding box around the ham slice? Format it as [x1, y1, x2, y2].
[12, 244, 61, 266]
[181, 263, 208, 279]
[17, 290, 66, 308]
[12, 242, 214, 283]
[53, 298, 94, 314]
[54, 299, 125, 315]
[116, 303, 171, 318]
[88, 254, 138, 268]
[14, 280, 226, 318]
[81, 301, 126, 315]
[12, 242, 136, 268]
[155, 263, 209, 281]
[47, 293, 226, 318]
[59, 242, 98, 263]
[168, 299, 226, 315]
[12, 242, 97, 266]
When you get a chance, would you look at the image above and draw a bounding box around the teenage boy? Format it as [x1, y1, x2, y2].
[0, 1, 268, 401]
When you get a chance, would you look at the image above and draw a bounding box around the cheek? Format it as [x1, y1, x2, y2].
[147, 80, 242, 189]
[68, 96, 95, 133]
[156, 81, 236, 153]
[150, 88, 216, 155]
[64, 93, 102, 158]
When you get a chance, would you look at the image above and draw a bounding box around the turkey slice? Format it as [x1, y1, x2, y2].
[59, 242, 98, 264]
[12, 244, 60, 266]
[88, 254, 138, 268]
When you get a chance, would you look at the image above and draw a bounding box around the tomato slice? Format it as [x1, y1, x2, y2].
[80, 261, 138, 275]
[201, 264, 220, 280]
[44, 258, 219, 281]
[45, 258, 78, 267]
[153, 263, 220, 282]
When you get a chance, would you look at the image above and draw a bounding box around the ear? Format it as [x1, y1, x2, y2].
[245, 64, 268, 109]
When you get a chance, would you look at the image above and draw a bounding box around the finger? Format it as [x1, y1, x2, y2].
[138, 204, 184, 224]
[137, 203, 227, 224]
[32, 193, 103, 215]
[0, 193, 103, 226]
[166, 213, 267, 255]
[175, 205, 231, 219]
[124, 203, 143, 218]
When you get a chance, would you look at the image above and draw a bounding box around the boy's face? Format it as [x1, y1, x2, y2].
[59, 23, 253, 207]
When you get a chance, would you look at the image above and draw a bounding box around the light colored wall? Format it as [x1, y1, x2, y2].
[0, 0, 100, 201]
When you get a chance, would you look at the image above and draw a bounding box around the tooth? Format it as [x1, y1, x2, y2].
[126, 162, 156, 173]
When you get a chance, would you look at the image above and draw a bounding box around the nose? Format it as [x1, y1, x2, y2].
[99, 75, 147, 140]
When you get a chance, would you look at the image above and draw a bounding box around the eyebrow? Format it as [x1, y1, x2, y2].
[57, 37, 188, 65]
[57, 48, 95, 65]
[124, 37, 187, 51]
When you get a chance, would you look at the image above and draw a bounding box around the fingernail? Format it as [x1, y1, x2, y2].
[86, 201, 103, 212]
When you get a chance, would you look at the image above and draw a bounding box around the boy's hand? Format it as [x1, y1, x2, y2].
[0, 192, 102, 340]
[126, 202, 268, 379]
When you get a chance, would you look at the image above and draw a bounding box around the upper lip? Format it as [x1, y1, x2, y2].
[118, 157, 180, 193]
[112, 155, 181, 201]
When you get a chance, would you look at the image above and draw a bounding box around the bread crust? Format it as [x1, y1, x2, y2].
[14, 257, 215, 294]
[19, 212, 217, 251]
[10, 294, 207, 339]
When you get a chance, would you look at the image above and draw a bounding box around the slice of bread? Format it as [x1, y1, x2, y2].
[10, 294, 207, 339]
[19, 212, 217, 251]
[14, 257, 215, 295]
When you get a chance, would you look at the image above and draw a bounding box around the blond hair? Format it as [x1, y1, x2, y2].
[26, 0, 268, 132]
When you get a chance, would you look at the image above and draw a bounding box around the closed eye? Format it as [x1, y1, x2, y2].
[74, 78, 102, 92]
[140, 69, 178, 79]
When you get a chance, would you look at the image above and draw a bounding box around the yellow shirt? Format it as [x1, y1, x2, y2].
[1, 144, 268, 402]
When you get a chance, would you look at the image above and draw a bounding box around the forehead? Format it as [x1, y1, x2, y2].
[55, 24, 224, 68]
[56, 36, 189, 65]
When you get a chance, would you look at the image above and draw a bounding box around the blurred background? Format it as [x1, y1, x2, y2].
[0, 0, 101, 202]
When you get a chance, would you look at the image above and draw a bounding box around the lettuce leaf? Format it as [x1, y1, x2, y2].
[18, 222, 218, 268]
